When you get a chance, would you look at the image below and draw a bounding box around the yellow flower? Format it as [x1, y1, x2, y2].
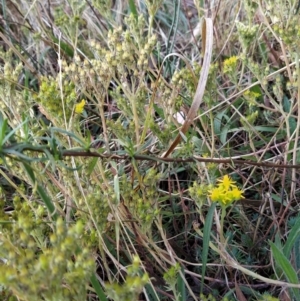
[209, 187, 225, 202]
[223, 56, 239, 74]
[227, 187, 244, 202]
[209, 175, 244, 206]
[224, 56, 238, 65]
[243, 90, 261, 105]
[75, 99, 86, 114]
[243, 90, 260, 99]
[217, 175, 236, 190]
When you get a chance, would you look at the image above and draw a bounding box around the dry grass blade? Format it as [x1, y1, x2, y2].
[235, 280, 247, 301]
[162, 17, 213, 158]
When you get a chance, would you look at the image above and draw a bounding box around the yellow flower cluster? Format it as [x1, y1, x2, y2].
[223, 56, 239, 74]
[243, 90, 261, 105]
[209, 175, 244, 206]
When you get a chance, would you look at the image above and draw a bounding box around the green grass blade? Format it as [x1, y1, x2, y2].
[177, 266, 186, 301]
[22, 162, 57, 220]
[164, 0, 180, 77]
[50, 127, 86, 146]
[270, 241, 300, 300]
[201, 202, 216, 293]
[295, 236, 300, 279]
[0, 115, 8, 148]
[22, 161, 36, 182]
[114, 174, 120, 204]
[283, 215, 300, 257]
[87, 157, 98, 176]
[51, 35, 74, 58]
[128, 0, 138, 20]
[90, 273, 108, 301]
[144, 283, 160, 301]
[166, 0, 180, 55]
[0, 114, 28, 146]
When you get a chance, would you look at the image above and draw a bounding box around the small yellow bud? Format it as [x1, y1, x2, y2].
[75, 99, 86, 114]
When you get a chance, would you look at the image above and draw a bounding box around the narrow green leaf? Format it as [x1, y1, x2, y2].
[113, 174, 120, 204]
[270, 241, 300, 300]
[274, 232, 283, 250]
[22, 162, 36, 182]
[90, 273, 108, 301]
[144, 283, 160, 301]
[128, 0, 138, 20]
[220, 124, 231, 145]
[214, 109, 228, 135]
[3, 118, 28, 145]
[36, 185, 58, 220]
[21, 113, 29, 142]
[283, 215, 300, 257]
[23, 163, 57, 220]
[177, 266, 186, 301]
[4, 149, 42, 162]
[153, 103, 164, 119]
[0, 116, 8, 147]
[295, 236, 300, 278]
[51, 127, 86, 146]
[87, 157, 98, 176]
[164, 0, 180, 77]
[166, 0, 180, 55]
[201, 202, 216, 293]
[51, 35, 74, 57]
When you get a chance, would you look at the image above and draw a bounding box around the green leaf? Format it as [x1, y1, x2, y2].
[153, 103, 164, 119]
[283, 95, 297, 134]
[22, 162, 58, 220]
[295, 235, 300, 278]
[87, 157, 98, 176]
[164, 0, 180, 77]
[220, 124, 231, 145]
[201, 202, 217, 293]
[21, 113, 29, 142]
[270, 241, 300, 300]
[177, 266, 186, 301]
[22, 161, 36, 182]
[0, 113, 8, 148]
[214, 109, 228, 135]
[90, 273, 108, 301]
[50, 127, 86, 146]
[51, 35, 74, 57]
[36, 184, 58, 220]
[144, 283, 160, 301]
[128, 0, 138, 20]
[283, 215, 300, 257]
[249, 84, 263, 99]
[0, 114, 28, 148]
[113, 174, 120, 204]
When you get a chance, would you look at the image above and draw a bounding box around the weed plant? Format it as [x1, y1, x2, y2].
[0, 0, 300, 300]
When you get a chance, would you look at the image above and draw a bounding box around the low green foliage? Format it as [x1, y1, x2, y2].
[1, 207, 94, 301]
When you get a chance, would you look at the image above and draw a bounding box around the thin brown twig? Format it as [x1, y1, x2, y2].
[6, 145, 300, 169]
[60, 150, 300, 169]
